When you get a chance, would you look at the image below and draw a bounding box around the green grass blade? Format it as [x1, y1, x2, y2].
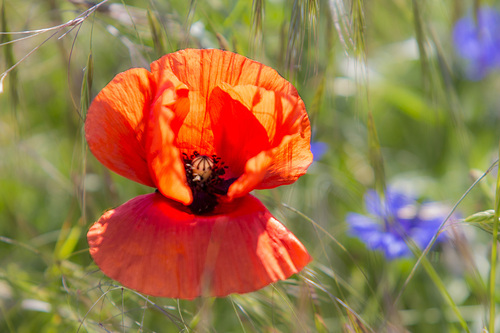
[0, 0, 19, 107]
[411, 0, 430, 93]
[57, 224, 82, 261]
[367, 111, 386, 195]
[80, 52, 93, 116]
[147, 8, 166, 57]
[489, 141, 500, 333]
[420, 257, 470, 332]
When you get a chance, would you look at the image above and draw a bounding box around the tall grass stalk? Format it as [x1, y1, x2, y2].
[489, 141, 500, 333]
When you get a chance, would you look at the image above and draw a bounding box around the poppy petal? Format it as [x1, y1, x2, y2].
[256, 110, 312, 189]
[85, 68, 156, 187]
[87, 192, 311, 299]
[207, 84, 312, 199]
[150, 49, 300, 99]
[207, 85, 271, 179]
[146, 79, 193, 205]
[174, 90, 215, 156]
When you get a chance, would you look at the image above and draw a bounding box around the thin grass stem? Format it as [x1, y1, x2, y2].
[488, 142, 500, 333]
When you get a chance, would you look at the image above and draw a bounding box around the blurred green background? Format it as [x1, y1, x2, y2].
[1, 0, 499, 332]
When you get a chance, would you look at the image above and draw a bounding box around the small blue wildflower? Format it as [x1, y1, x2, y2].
[346, 188, 449, 260]
[453, 7, 500, 80]
[310, 141, 328, 161]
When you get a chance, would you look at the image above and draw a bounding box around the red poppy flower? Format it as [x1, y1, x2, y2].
[85, 49, 313, 299]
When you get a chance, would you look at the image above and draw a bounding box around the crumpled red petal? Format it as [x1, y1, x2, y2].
[87, 192, 311, 299]
[146, 78, 193, 205]
[207, 83, 313, 200]
[85, 69, 156, 187]
[148, 48, 304, 163]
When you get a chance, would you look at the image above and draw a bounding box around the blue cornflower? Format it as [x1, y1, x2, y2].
[310, 141, 328, 161]
[346, 189, 449, 260]
[453, 7, 500, 80]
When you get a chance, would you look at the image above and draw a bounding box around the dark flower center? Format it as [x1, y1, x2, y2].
[182, 151, 236, 214]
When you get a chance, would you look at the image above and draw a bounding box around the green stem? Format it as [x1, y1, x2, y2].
[489, 141, 500, 333]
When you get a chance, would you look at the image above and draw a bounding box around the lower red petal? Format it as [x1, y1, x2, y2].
[87, 193, 311, 299]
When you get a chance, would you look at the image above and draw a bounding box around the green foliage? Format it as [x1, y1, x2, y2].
[1, 0, 500, 332]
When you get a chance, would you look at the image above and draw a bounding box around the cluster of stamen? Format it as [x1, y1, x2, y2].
[182, 151, 234, 214]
